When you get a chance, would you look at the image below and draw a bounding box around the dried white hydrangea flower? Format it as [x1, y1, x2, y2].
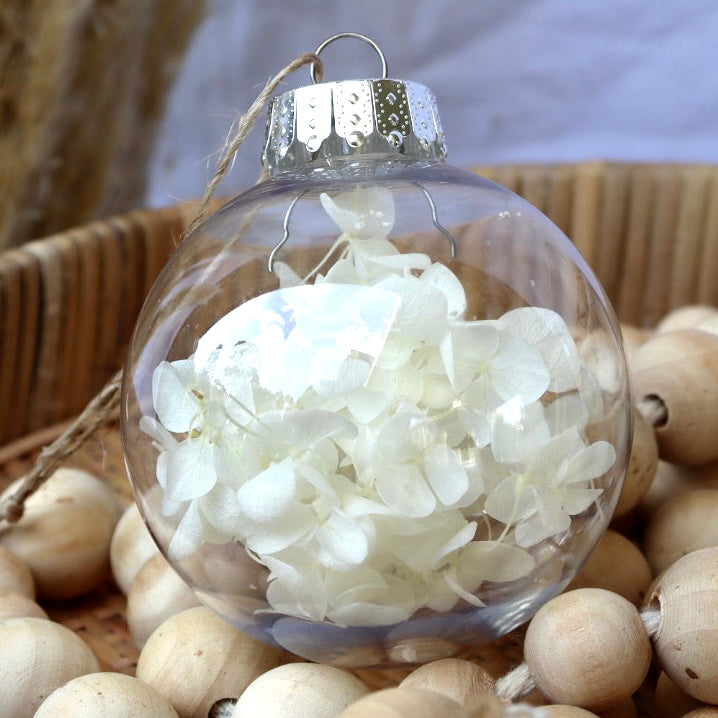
[145, 186, 615, 626]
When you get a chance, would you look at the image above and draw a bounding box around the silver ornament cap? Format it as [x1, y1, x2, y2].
[262, 35, 447, 175]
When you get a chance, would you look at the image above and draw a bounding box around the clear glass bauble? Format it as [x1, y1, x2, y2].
[122, 157, 631, 667]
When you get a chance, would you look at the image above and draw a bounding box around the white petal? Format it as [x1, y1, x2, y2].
[313, 356, 370, 397]
[327, 575, 416, 626]
[316, 509, 369, 567]
[320, 187, 395, 238]
[561, 486, 603, 515]
[327, 601, 412, 627]
[459, 541, 536, 583]
[201, 482, 244, 534]
[387, 513, 467, 574]
[152, 360, 202, 433]
[484, 475, 538, 525]
[565, 440, 616, 483]
[491, 398, 551, 465]
[264, 552, 327, 621]
[375, 274, 449, 345]
[168, 501, 205, 562]
[375, 462, 436, 518]
[423, 443, 470, 506]
[433, 521, 478, 565]
[457, 407, 491, 448]
[325, 565, 387, 601]
[490, 334, 550, 403]
[425, 578, 460, 612]
[533, 427, 585, 477]
[421, 372, 455, 410]
[442, 323, 499, 392]
[254, 409, 358, 450]
[236, 458, 296, 523]
[373, 333, 420, 370]
[420, 262, 467, 318]
[443, 567, 485, 607]
[165, 438, 219, 502]
[345, 386, 389, 424]
[369, 364, 424, 406]
[243, 503, 314, 554]
[343, 495, 402, 518]
[462, 375, 503, 416]
[498, 307, 581, 392]
[376, 407, 425, 461]
[515, 505, 571, 547]
[544, 394, 589, 435]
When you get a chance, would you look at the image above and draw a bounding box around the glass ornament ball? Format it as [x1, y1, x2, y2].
[122, 155, 631, 667]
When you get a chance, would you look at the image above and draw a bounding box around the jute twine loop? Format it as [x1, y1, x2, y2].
[0, 51, 322, 527]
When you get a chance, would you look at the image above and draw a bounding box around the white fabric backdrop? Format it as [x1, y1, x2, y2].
[147, 0, 718, 206]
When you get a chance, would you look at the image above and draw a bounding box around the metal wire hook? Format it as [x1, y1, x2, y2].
[267, 192, 305, 272]
[310, 32, 388, 84]
[267, 183, 456, 273]
[414, 183, 457, 259]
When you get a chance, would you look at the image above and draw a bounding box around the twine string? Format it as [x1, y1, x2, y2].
[494, 662, 536, 703]
[0, 51, 322, 527]
[186, 51, 322, 236]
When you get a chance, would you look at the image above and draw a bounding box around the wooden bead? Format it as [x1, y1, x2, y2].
[614, 408, 658, 517]
[644, 489, 718, 574]
[632, 330, 718, 466]
[568, 530, 652, 606]
[653, 671, 704, 718]
[399, 658, 495, 705]
[136, 606, 285, 718]
[645, 547, 718, 703]
[656, 306, 718, 334]
[231, 663, 369, 717]
[33, 672, 179, 717]
[0, 468, 120, 599]
[334, 687, 462, 717]
[0, 617, 100, 717]
[127, 552, 200, 649]
[524, 588, 652, 710]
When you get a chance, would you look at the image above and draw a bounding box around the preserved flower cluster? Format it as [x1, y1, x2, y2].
[142, 187, 616, 627]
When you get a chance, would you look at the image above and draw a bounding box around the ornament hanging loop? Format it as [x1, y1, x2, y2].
[310, 32, 388, 84]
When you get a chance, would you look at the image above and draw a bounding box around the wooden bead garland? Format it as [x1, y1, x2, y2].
[7, 304, 718, 716]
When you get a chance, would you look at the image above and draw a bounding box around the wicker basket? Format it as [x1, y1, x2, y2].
[1, 161, 717, 685]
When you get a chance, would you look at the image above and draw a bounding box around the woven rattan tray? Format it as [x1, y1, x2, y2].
[1, 161, 717, 688]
